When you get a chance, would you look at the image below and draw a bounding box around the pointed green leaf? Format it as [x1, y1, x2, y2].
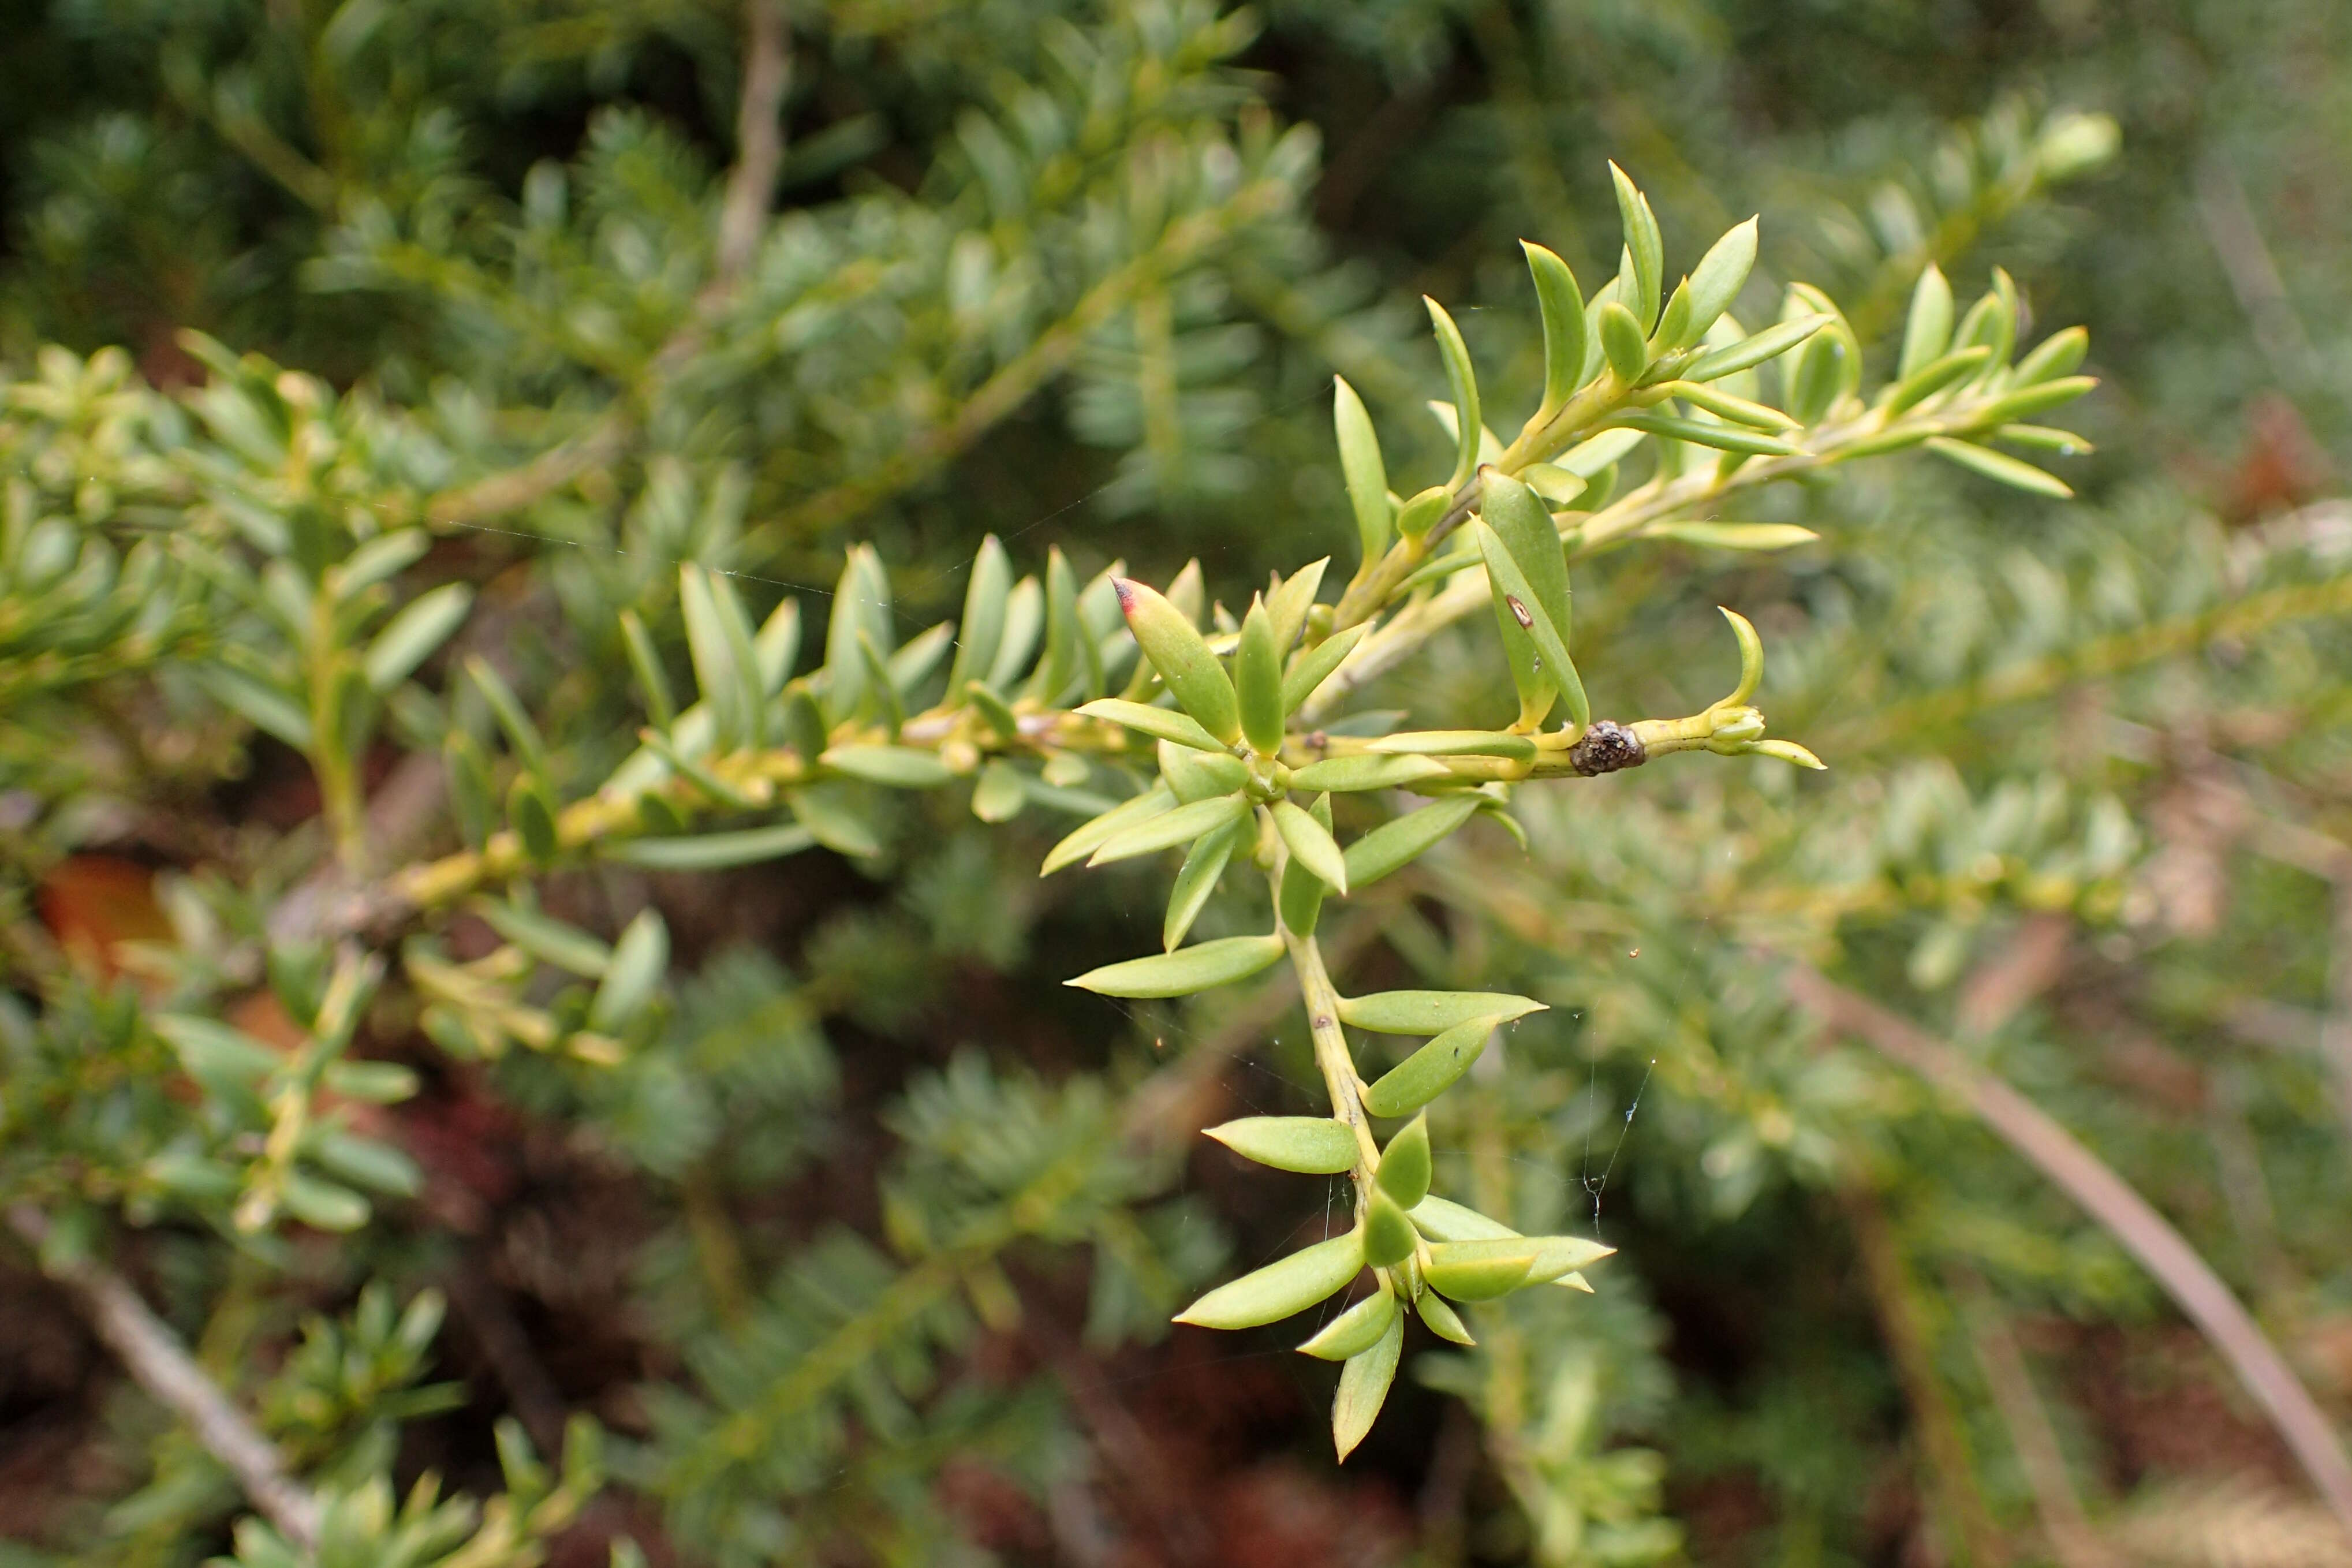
[948, 535, 1012, 692]
[365, 583, 472, 693]
[1175, 1230, 1364, 1329]
[971, 761, 1026, 823]
[1973, 376, 2097, 426]
[1334, 378, 1391, 570]
[1361, 1016, 1496, 1117]
[1331, 1312, 1403, 1461]
[1899, 263, 1955, 380]
[1683, 216, 1759, 345]
[1041, 782, 1174, 875]
[1639, 522, 1819, 552]
[1067, 933, 1285, 998]
[1612, 413, 1799, 456]
[1025, 547, 1082, 704]
[1683, 313, 1829, 383]
[1599, 300, 1648, 382]
[2013, 326, 2089, 384]
[753, 594, 800, 695]
[588, 909, 667, 1032]
[604, 824, 817, 869]
[1522, 241, 1586, 417]
[1343, 796, 1481, 887]
[1090, 792, 1249, 867]
[1164, 816, 1245, 950]
[282, 1171, 371, 1231]
[617, 609, 676, 729]
[1264, 559, 1328, 656]
[1286, 753, 1450, 793]
[1375, 1115, 1432, 1208]
[1431, 1234, 1613, 1283]
[1235, 598, 1285, 756]
[1425, 296, 1482, 487]
[1423, 1249, 1537, 1302]
[1364, 1188, 1416, 1267]
[1473, 517, 1589, 730]
[1272, 799, 1348, 893]
[985, 574, 1044, 692]
[1339, 990, 1542, 1035]
[508, 775, 559, 864]
[1408, 1194, 1520, 1242]
[820, 744, 953, 789]
[785, 783, 883, 858]
[1367, 730, 1535, 761]
[1158, 739, 1251, 802]
[1204, 1115, 1360, 1174]
[1416, 1289, 1475, 1345]
[464, 656, 545, 771]
[1649, 380, 1800, 431]
[1113, 578, 1239, 744]
[1886, 344, 1993, 414]
[1280, 624, 1367, 715]
[1924, 436, 2074, 498]
[1074, 697, 1224, 753]
[1608, 162, 1663, 327]
[1299, 1287, 1398, 1361]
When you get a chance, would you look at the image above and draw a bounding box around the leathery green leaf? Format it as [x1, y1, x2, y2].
[1473, 517, 1589, 731]
[365, 582, 472, 693]
[1640, 522, 1819, 552]
[1205, 1116, 1360, 1175]
[785, 783, 882, 858]
[1416, 1289, 1475, 1345]
[1076, 697, 1225, 753]
[1272, 799, 1349, 893]
[1112, 577, 1240, 744]
[617, 609, 675, 729]
[1067, 932, 1285, 998]
[1521, 241, 1586, 417]
[1360, 1016, 1496, 1117]
[509, 775, 559, 864]
[1364, 1188, 1416, 1267]
[1339, 990, 1543, 1034]
[1264, 559, 1327, 655]
[1611, 413, 1799, 456]
[1343, 796, 1481, 887]
[1375, 1115, 1432, 1208]
[1425, 296, 1482, 487]
[1286, 753, 1450, 793]
[1334, 378, 1391, 569]
[1332, 1313, 1404, 1462]
[1235, 598, 1285, 756]
[985, 574, 1043, 692]
[479, 901, 605, 981]
[1175, 1229, 1364, 1329]
[1163, 815, 1244, 951]
[1090, 792, 1248, 867]
[1041, 781, 1174, 875]
[1280, 622, 1367, 715]
[1299, 1286, 1397, 1361]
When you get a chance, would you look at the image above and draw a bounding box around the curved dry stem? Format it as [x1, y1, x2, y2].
[1787, 966, 2352, 1541]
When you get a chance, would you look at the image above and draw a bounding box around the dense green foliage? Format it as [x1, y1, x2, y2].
[5, 2, 2352, 1566]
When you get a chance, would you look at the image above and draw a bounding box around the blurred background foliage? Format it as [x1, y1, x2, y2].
[3, 0, 2351, 1565]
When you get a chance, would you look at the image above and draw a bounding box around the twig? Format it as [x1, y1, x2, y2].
[1842, 1185, 2002, 1568]
[1948, 1267, 2115, 1568]
[715, 1, 790, 286]
[1786, 966, 2352, 1540]
[5, 1204, 322, 1550]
